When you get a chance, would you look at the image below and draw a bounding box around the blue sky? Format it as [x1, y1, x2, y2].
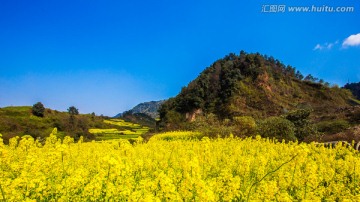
[0, 0, 359, 116]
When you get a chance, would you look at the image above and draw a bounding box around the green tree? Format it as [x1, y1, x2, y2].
[32, 102, 45, 117]
[285, 109, 317, 141]
[68, 106, 79, 115]
[304, 74, 319, 83]
[295, 70, 304, 80]
[91, 112, 96, 121]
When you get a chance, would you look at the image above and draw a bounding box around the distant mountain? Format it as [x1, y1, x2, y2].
[344, 82, 360, 100]
[115, 100, 166, 119]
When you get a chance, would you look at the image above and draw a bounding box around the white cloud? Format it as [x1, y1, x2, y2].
[313, 42, 336, 51]
[342, 33, 360, 47]
[314, 33, 360, 50]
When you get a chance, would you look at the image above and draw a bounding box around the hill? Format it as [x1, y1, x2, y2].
[159, 51, 360, 141]
[0, 106, 153, 143]
[344, 82, 360, 100]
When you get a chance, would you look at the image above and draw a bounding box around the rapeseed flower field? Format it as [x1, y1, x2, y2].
[0, 129, 360, 201]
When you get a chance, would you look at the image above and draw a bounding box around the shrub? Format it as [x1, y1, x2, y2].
[285, 109, 317, 140]
[233, 116, 257, 137]
[316, 120, 350, 134]
[191, 113, 234, 138]
[258, 117, 296, 141]
[349, 108, 360, 124]
[285, 109, 310, 123]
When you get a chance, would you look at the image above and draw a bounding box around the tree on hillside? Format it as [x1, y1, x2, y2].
[295, 70, 304, 80]
[67, 106, 79, 133]
[304, 74, 318, 83]
[68, 106, 79, 115]
[32, 102, 45, 117]
[285, 109, 317, 141]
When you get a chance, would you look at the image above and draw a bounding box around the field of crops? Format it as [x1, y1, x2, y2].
[89, 119, 149, 141]
[1, 130, 360, 201]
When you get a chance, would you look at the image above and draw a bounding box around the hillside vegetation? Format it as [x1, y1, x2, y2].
[159, 51, 360, 141]
[344, 82, 360, 100]
[0, 106, 150, 143]
[0, 106, 94, 143]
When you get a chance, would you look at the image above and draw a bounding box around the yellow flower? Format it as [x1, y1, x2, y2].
[0, 131, 359, 201]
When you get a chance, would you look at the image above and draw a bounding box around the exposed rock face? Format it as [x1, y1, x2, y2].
[186, 109, 203, 122]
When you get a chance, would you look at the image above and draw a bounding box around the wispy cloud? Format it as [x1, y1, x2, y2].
[313, 41, 338, 51]
[342, 33, 360, 48]
[315, 33, 360, 50]
[313, 44, 323, 51]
